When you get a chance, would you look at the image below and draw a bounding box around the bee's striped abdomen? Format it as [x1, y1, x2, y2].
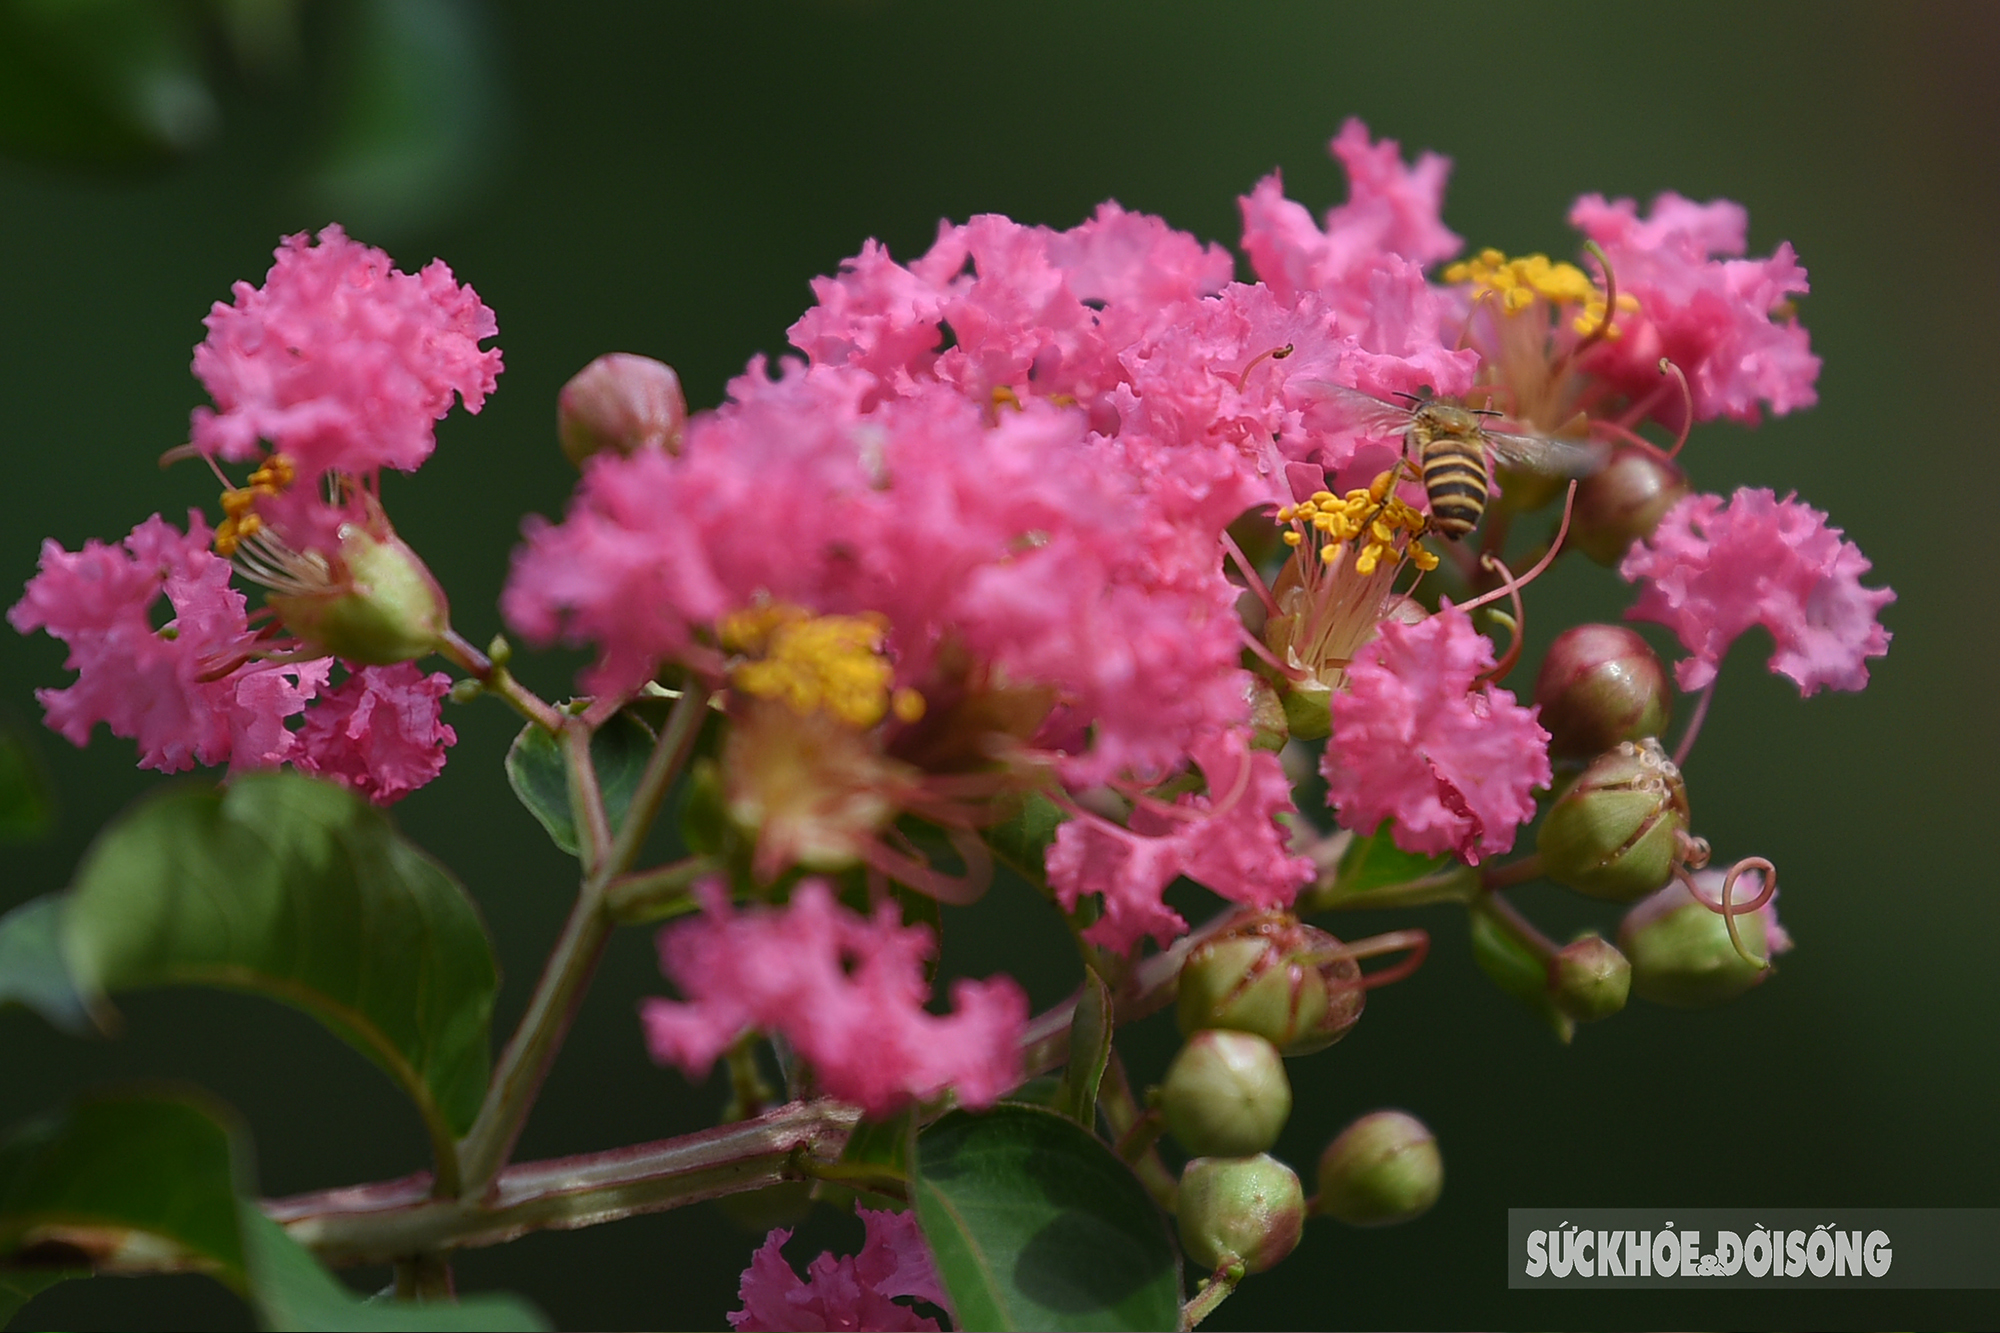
[1420, 439, 1490, 540]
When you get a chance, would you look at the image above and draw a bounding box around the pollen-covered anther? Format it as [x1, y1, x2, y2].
[722, 603, 905, 729]
[1445, 249, 1612, 319]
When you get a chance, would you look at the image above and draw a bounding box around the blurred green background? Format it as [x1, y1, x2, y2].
[1, 1, 1993, 1328]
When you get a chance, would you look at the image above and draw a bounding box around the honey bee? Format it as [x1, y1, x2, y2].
[1304, 384, 1602, 540]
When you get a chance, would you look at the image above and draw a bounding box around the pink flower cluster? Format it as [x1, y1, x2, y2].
[643, 881, 1027, 1117]
[1571, 194, 1818, 425]
[1322, 605, 1552, 864]
[192, 224, 501, 479]
[731, 1207, 947, 1332]
[8, 513, 456, 801]
[11, 227, 492, 803]
[1620, 488, 1894, 695]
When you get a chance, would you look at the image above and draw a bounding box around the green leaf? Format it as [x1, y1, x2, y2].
[1058, 970, 1113, 1129]
[0, 897, 91, 1033]
[505, 711, 657, 858]
[914, 1105, 1180, 1331]
[0, 727, 53, 845]
[239, 1206, 549, 1332]
[0, 1088, 248, 1281]
[9, 772, 498, 1158]
[0, 1089, 547, 1331]
[1304, 825, 1475, 912]
[1467, 902, 1574, 1044]
[2, 1268, 81, 1328]
[982, 792, 1065, 889]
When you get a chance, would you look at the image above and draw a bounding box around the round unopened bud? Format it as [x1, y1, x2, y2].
[1177, 1154, 1305, 1274]
[558, 353, 687, 466]
[1160, 1030, 1291, 1158]
[267, 527, 448, 665]
[1177, 911, 1364, 1056]
[1315, 1110, 1441, 1227]
[1534, 625, 1671, 758]
[1619, 874, 1787, 1008]
[1570, 445, 1691, 565]
[1537, 739, 1690, 902]
[1547, 932, 1630, 1022]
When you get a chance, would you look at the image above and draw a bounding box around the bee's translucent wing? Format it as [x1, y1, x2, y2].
[1292, 380, 1417, 439]
[1481, 429, 1604, 478]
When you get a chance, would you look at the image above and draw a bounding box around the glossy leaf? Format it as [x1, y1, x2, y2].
[240, 1206, 549, 1331]
[914, 1105, 1180, 1331]
[2, 1269, 79, 1328]
[5, 773, 498, 1156]
[0, 1089, 247, 1281]
[0, 1090, 548, 1331]
[505, 711, 657, 858]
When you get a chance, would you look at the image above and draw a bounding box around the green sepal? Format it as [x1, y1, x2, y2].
[981, 791, 1065, 891]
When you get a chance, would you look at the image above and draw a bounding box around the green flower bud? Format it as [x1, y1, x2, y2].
[1279, 676, 1331, 742]
[1537, 739, 1690, 902]
[267, 526, 448, 665]
[1619, 873, 1790, 1007]
[1177, 1154, 1305, 1274]
[1177, 911, 1364, 1056]
[558, 353, 687, 467]
[1534, 625, 1671, 759]
[1547, 932, 1630, 1022]
[1315, 1110, 1441, 1227]
[1161, 1030, 1291, 1158]
[1569, 444, 1691, 566]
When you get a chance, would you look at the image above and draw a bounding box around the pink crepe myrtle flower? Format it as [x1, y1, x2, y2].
[731, 1207, 948, 1333]
[1322, 604, 1552, 865]
[1047, 734, 1312, 954]
[789, 203, 1232, 417]
[8, 512, 322, 774]
[642, 880, 1027, 1117]
[1569, 192, 1818, 425]
[190, 224, 502, 481]
[1619, 488, 1893, 695]
[1240, 119, 1463, 316]
[505, 364, 1253, 788]
[292, 663, 458, 804]
[9, 512, 455, 802]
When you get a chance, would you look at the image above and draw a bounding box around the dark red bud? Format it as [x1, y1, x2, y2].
[1535, 625, 1671, 759]
[1569, 446, 1690, 566]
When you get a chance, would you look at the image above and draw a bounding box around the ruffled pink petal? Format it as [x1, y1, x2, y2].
[1240, 118, 1462, 323]
[9, 512, 317, 774]
[1322, 605, 1552, 864]
[291, 662, 457, 804]
[190, 224, 501, 478]
[1569, 192, 1818, 424]
[1047, 733, 1310, 955]
[1619, 488, 1893, 695]
[729, 1209, 944, 1332]
[643, 880, 1026, 1118]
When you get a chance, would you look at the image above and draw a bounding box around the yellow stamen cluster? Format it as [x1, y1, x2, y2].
[1443, 249, 1639, 338]
[720, 602, 923, 729]
[213, 453, 297, 557]
[1276, 475, 1440, 578]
